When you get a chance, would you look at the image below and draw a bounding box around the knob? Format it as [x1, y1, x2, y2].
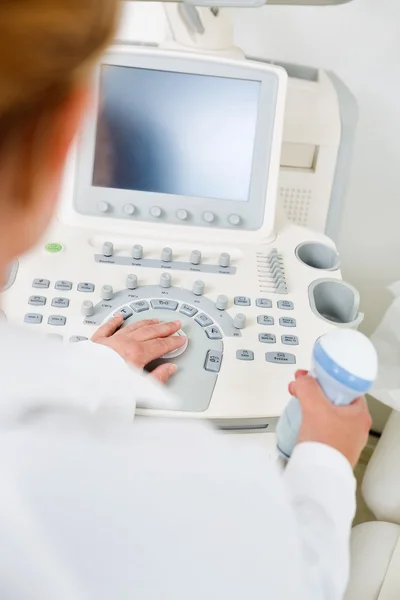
[216, 294, 229, 311]
[150, 206, 162, 218]
[228, 214, 241, 226]
[124, 204, 135, 216]
[176, 209, 188, 221]
[203, 211, 215, 224]
[102, 241, 114, 257]
[190, 250, 202, 265]
[97, 201, 109, 213]
[132, 244, 143, 260]
[82, 300, 94, 317]
[219, 252, 231, 268]
[126, 274, 138, 290]
[101, 285, 114, 300]
[234, 313, 246, 330]
[160, 273, 172, 288]
[193, 280, 205, 296]
[161, 247, 173, 262]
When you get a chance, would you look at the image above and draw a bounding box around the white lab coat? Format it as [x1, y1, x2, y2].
[0, 323, 356, 600]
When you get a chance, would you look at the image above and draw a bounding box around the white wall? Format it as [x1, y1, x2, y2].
[233, 0, 400, 429]
[233, 0, 400, 337]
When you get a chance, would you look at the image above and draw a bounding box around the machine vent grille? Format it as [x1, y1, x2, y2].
[280, 186, 312, 228]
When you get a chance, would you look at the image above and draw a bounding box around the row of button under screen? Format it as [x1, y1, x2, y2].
[236, 350, 296, 364]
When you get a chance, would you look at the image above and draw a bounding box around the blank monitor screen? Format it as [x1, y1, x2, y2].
[92, 65, 261, 202]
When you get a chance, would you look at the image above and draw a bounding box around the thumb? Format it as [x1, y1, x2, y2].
[151, 363, 177, 384]
[291, 374, 330, 410]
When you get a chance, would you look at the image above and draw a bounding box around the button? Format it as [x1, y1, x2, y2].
[259, 333, 276, 344]
[102, 242, 114, 257]
[236, 349, 254, 361]
[132, 245, 143, 260]
[51, 297, 70, 308]
[256, 298, 272, 308]
[219, 253, 231, 268]
[55, 280, 72, 291]
[151, 299, 178, 311]
[130, 300, 150, 313]
[280, 317, 296, 328]
[177, 209, 188, 221]
[161, 247, 173, 262]
[205, 349, 223, 373]
[257, 315, 274, 326]
[205, 325, 222, 340]
[229, 214, 241, 226]
[70, 336, 88, 343]
[101, 285, 114, 300]
[81, 301, 94, 317]
[160, 273, 172, 288]
[277, 300, 294, 310]
[190, 250, 202, 265]
[24, 313, 43, 324]
[215, 295, 229, 311]
[124, 204, 135, 216]
[78, 282, 95, 293]
[45, 242, 63, 254]
[97, 201, 109, 213]
[233, 313, 246, 329]
[195, 313, 214, 327]
[33, 279, 50, 289]
[234, 296, 250, 307]
[126, 274, 138, 290]
[266, 352, 296, 365]
[115, 307, 133, 320]
[48, 315, 67, 326]
[29, 296, 47, 307]
[47, 334, 63, 342]
[192, 280, 205, 296]
[150, 206, 162, 218]
[203, 211, 215, 224]
[282, 335, 299, 346]
[179, 304, 198, 318]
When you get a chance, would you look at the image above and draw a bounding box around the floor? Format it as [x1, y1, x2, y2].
[353, 434, 379, 526]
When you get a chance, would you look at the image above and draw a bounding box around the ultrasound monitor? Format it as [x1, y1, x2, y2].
[73, 47, 287, 234]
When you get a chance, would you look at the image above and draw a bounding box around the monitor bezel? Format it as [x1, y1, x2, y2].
[70, 46, 287, 241]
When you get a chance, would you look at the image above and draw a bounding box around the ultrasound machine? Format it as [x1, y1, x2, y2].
[1, 6, 362, 432]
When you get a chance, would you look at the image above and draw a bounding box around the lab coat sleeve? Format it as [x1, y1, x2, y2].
[282, 442, 356, 600]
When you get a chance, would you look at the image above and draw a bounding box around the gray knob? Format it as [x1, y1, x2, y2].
[126, 274, 138, 290]
[228, 214, 241, 226]
[190, 250, 202, 265]
[193, 280, 205, 296]
[132, 244, 143, 260]
[82, 300, 94, 317]
[216, 294, 229, 311]
[162, 247, 173, 262]
[160, 273, 172, 288]
[97, 201, 109, 213]
[234, 313, 246, 330]
[219, 252, 231, 268]
[102, 241, 114, 257]
[101, 285, 114, 300]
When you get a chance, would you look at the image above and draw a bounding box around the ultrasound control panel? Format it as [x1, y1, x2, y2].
[0, 46, 362, 430]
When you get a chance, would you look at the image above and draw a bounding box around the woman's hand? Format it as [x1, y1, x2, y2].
[290, 370, 372, 467]
[92, 315, 186, 384]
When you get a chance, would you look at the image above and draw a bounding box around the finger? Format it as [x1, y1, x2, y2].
[91, 313, 124, 341]
[142, 335, 187, 363]
[151, 363, 177, 384]
[122, 319, 160, 334]
[295, 370, 309, 379]
[291, 375, 331, 409]
[131, 320, 182, 342]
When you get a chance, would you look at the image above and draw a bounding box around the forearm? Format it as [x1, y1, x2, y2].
[282, 443, 356, 600]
